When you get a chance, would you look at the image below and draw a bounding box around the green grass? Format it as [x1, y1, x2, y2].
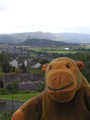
[28, 47, 86, 54]
[28, 47, 43, 52]
[0, 92, 40, 102]
[45, 50, 79, 54]
[27, 67, 43, 74]
[0, 72, 17, 79]
[80, 44, 90, 49]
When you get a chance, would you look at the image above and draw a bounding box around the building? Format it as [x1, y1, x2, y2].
[31, 63, 41, 68]
[9, 59, 18, 68]
[9, 59, 28, 68]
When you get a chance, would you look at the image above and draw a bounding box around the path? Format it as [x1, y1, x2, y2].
[0, 100, 24, 113]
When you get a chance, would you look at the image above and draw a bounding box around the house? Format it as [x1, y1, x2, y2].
[64, 48, 69, 50]
[31, 63, 41, 68]
[27, 59, 41, 68]
[9, 59, 27, 68]
[9, 59, 18, 68]
[18, 59, 27, 67]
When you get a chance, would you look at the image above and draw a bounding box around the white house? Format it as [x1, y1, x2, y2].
[9, 59, 28, 68]
[10, 59, 18, 68]
[32, 63, 41, 68]
[24, 60, 27, 67]
[64, 48, 69, 50]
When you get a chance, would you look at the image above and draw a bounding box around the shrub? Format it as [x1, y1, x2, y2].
[0, 88, 9, 95]
[37, 82, 45, 92]
[0, 110, 15, 120]
[18, 90, 31, 94]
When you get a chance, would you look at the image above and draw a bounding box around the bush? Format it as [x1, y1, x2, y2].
[18, 90, 31, 94]
[0, 88, 9, 95]
[0, 110, 15, 120]
[7, 81, 19, 93]
[37, 82, 45, 92]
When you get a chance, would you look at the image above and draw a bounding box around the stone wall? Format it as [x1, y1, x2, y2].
[3, 72, 45, 90]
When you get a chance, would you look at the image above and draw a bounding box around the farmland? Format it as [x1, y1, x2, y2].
[27, 44, 90, 54]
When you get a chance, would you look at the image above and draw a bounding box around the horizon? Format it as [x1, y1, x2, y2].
[0, 30, 90, 35]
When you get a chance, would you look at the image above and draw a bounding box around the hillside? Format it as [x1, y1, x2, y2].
[10, 32, 90, 43]
[54, 33, 90, 43]
[0, 35, 22, 43]
[12, 31, 57, 41]
[18, 38, 75, 47]
[0, 32, 90, 43]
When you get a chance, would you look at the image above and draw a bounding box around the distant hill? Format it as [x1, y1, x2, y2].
[18, 38, 76, 47]
[0, 32, 90, 43]
[54, 33, 90, 43]
[0, 35, 22, 43]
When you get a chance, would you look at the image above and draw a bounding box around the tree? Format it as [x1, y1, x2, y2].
[20, 63, 27, 72]
[0, 53, 10, 65]
[1, 60, 12, 73]
[7, 81, 19, 93]
[37, 82, 45, 92]
[40, 59, 49, 65]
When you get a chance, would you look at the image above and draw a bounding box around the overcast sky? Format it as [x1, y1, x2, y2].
[0, 0, 90, 34]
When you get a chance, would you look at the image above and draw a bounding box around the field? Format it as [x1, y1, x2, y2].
[0, 92, 40, 102]
[28, 44, 90, 54]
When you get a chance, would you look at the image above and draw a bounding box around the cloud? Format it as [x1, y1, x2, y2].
[0, 0, 90, 34]
[0, 0, 10, 11]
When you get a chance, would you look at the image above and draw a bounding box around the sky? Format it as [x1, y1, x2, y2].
[0, 0, 90, 34]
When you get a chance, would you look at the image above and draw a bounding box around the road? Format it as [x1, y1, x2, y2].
[0, 100, 24, 113]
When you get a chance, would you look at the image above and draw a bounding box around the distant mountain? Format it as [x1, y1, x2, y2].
[54, 33, 90, 43]
[11, 31, 57, 41]
[0, 35, 22, 43]
[18, 38, 72, 47]
[0, 32, 90, 43]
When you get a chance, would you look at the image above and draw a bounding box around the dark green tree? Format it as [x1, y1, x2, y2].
[7, 81, 19, 93]
[20, 63, 27, 72]
[40, 59, 49, 65]
[1, 61, 12, 73]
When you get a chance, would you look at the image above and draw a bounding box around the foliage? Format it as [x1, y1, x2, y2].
[18, 90, 31, 94]
[7, 81, 19, 93]
[20, 63, 27, 72]
[11, 67, 16, 72]
[0, 76, 3, 87]
[40, 59, 49, 65]
[1, 61, 12, 73]
[0, 53, 11, 73]
[0, 53, 10, 65]
[27, 67, 42, 74]
[71, 53, 90, 62]
[0, 88, 9, 95]
[37, 82, 45, 92]
[19, 38, 70, 47]
[82, 63, 90, 83]
[71, 53, 90, 83]
[0, 110, 15, 120]
[32, 59, 39, 62]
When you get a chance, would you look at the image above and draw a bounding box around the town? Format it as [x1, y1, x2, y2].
[0, 43, 90, 94]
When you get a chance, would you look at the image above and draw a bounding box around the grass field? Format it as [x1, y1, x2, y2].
[27, 67, 43, 74]
[0, 92, 40, 102]
[45, 50, 79, 54]
[28, 46, 87, 54]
